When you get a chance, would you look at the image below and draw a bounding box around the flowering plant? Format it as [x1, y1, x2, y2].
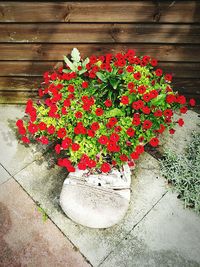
[16, 48, 195, 173]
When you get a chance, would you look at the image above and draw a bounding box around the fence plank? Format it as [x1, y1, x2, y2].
[0, 1, 199, 23]
[1, 44, 200, 62]
[1, 23, 200, 44]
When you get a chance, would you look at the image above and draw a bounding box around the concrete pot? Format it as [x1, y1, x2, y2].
[60, 165, 132, 228]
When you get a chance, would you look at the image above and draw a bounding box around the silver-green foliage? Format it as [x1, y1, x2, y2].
[159, 131, 200, 213]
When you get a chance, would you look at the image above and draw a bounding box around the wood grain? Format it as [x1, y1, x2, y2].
[0, 1, 199, 23]
[1, 23, 200, 44]
[1, 44, 200, 62]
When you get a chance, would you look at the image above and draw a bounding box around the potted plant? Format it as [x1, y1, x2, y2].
[16, 48, 195, 228]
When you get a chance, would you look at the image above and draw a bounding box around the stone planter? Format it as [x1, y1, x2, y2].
[60, 164, 132, 228]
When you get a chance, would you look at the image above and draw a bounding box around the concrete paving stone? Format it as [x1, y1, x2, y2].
[0, 105, 48, 175]
[159, 110, 200, 155]
[0, 164, 11, 185]
[0, 178, 90, 267]
[100, 192, 200, 267]
[14, 152, 167, 266]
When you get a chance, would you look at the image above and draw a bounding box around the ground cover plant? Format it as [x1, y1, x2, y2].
[160, 132, 200, 213]
[16, 48, 195, 173]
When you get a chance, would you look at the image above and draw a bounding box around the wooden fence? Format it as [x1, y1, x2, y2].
[0, 1, 200, 104]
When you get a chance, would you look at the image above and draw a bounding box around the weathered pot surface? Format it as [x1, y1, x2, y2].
[60, 164, 132, 228]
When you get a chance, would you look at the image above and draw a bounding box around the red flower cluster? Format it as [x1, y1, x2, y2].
[16, 49, 196, 173]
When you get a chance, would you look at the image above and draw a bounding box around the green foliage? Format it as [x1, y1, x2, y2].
[159, 132, 200, 213]
[37, 206, 48, 222]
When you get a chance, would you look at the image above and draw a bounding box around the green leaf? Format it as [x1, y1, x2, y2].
[151, 94, 166, 106]
[71, 48, 81, 62]
[105, 108, 125, 118]
[63, 56, 76, 71]
[109, 78, 119, 89]
[96, 72, 107, 82]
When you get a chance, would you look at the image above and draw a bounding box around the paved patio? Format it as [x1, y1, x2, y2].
[0, 105, 200, 267]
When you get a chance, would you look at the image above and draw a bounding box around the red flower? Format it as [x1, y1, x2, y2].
[166, 94, 176, 104]
[109, 117, 118, 126]
[121, 96, 129, 105]
[132, 117, 140, 126]
[40, 136, 49, 145]
[63, 99, 71, 107]
[61, 107, 67, 115]
[114, 126, 122, 132]
[120, 154, 128, 162]
[82, 104, 91, 111]
[47, 125, 55, 134]
[104, 99, 112, 107]
[110, 133, 120, 142]
[75, 111, 82, 118]
[126, 127, 135, 137]
[126, 66, 134, 72]
[21, 136, 30, 144]
[18, 126, 26, 135]
[149, 90, 158, 99]
[133, 72, 141, 80]
[95, 108, 104, 116]
[143, 120, 152, 130]
[130, 151, 139, 160]
[154, 110, 162, 117]
[163, 109, 173, 117]
[71, 143, 80, 151]
[132, 100, 144, 110]
[38, 122, 47, 131]
[78, 162, 87, 170]
[16, 119, 24, 127]
[82, 81, 88, 88]
[68, 84, 75, 93]
[107, 141, 120, 152]
[150, 137, 159, 147]
[128, 82, 135, 90]
[135, 145, 144, 154]
[138, 85, 146, 94]
[157, 124, 165, 134]
[98, 135, 109, 145]
[87, 129, 95, 137]
[91, 122, 100, 131]
[143, 93, 151, 102]
[55, 144, 61, 154]
[169, 129, 175, 135]
[177, 95, 186, 105]
[87, 159, 97, 168]
[101, 162, 111, 173]
[150, 58, 158, 67]
[178, 118, 184, 127]
[57, 128, 66, 138]
[142, 106, 151, 115]
[155, 68, 163, 77]
[61, 137, 72, 149]
[165, 74, 172, 82]
[28, 123, 38, 134]
[180, 106, 188, 114]
[189, 98, 196, 107]
[78, 66, 82, 71]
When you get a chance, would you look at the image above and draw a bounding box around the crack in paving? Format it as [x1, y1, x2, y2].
[98, 190, 168, 267]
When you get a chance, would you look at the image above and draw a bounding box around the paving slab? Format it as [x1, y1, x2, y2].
[14, 152, 166, 266]
[159, 110, 200, 154]
[0, 105, 46, 175]
[0, 178, 90, 267]
[100, 192, 200, 267]
[0, 164, 11, 185]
